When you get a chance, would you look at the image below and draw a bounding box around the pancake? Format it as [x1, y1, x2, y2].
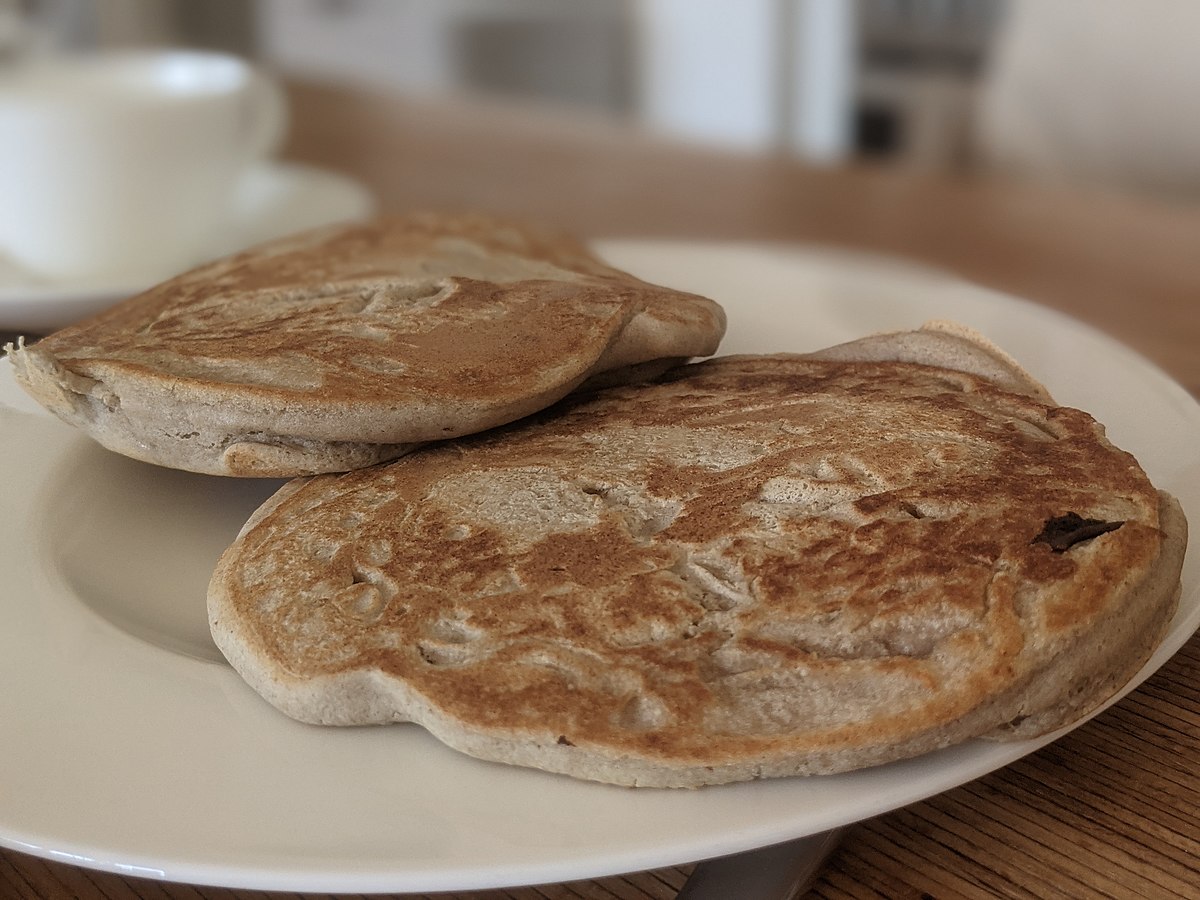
[4, 214, 725, 476]
[207, 325, 1187, 787]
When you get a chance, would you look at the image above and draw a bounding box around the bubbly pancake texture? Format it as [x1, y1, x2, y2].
[208, 341, 1186, 787]
[6, 214, 725, 476]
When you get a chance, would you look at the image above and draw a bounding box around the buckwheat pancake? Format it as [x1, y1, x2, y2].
[5, 215, 725, 476]
[208, 325, 1186, 787]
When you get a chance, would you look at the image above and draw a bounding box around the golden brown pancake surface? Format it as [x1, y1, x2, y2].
[209, 345, 1186, 787]
[7, 214, 725, 476]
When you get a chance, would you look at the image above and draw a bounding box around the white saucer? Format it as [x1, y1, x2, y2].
[0, 161, 376, 334]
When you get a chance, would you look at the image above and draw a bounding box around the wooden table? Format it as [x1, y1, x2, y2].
[4, 79, 1199, 900]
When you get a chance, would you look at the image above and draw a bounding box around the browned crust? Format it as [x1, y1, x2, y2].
[6, 214, 725, 476]
[208, 350, 1185, 787]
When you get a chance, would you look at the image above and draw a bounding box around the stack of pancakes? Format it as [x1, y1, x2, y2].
[7, 214, 1187, 788]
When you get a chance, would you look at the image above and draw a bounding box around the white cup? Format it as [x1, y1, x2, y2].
[0, 49, 287, 282]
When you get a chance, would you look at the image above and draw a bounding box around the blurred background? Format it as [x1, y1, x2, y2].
[8, 0, 1003, 167]
[3, 0, 996, 165]
[6, 0, 1199, 201]
[0, 1, 1118, 178]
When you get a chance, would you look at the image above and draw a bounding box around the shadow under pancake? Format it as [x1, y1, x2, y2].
[37, 440, 285, 663]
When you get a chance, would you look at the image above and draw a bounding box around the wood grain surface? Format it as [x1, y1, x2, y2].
[3, 79, 1198, 899]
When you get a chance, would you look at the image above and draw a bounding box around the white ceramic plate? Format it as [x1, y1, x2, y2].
[1, 241, 1197, 894]
[0, 161, 376, 333]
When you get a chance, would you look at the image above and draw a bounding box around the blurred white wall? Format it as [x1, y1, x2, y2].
[633, 0, 781, 150]
[256, 0, 630, 109]
[634, 0, 855, 159]
[257, 0, 460, 95]
[255, 0, 857, 160]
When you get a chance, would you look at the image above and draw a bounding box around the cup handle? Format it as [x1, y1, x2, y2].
[243, 69, 289, 161]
